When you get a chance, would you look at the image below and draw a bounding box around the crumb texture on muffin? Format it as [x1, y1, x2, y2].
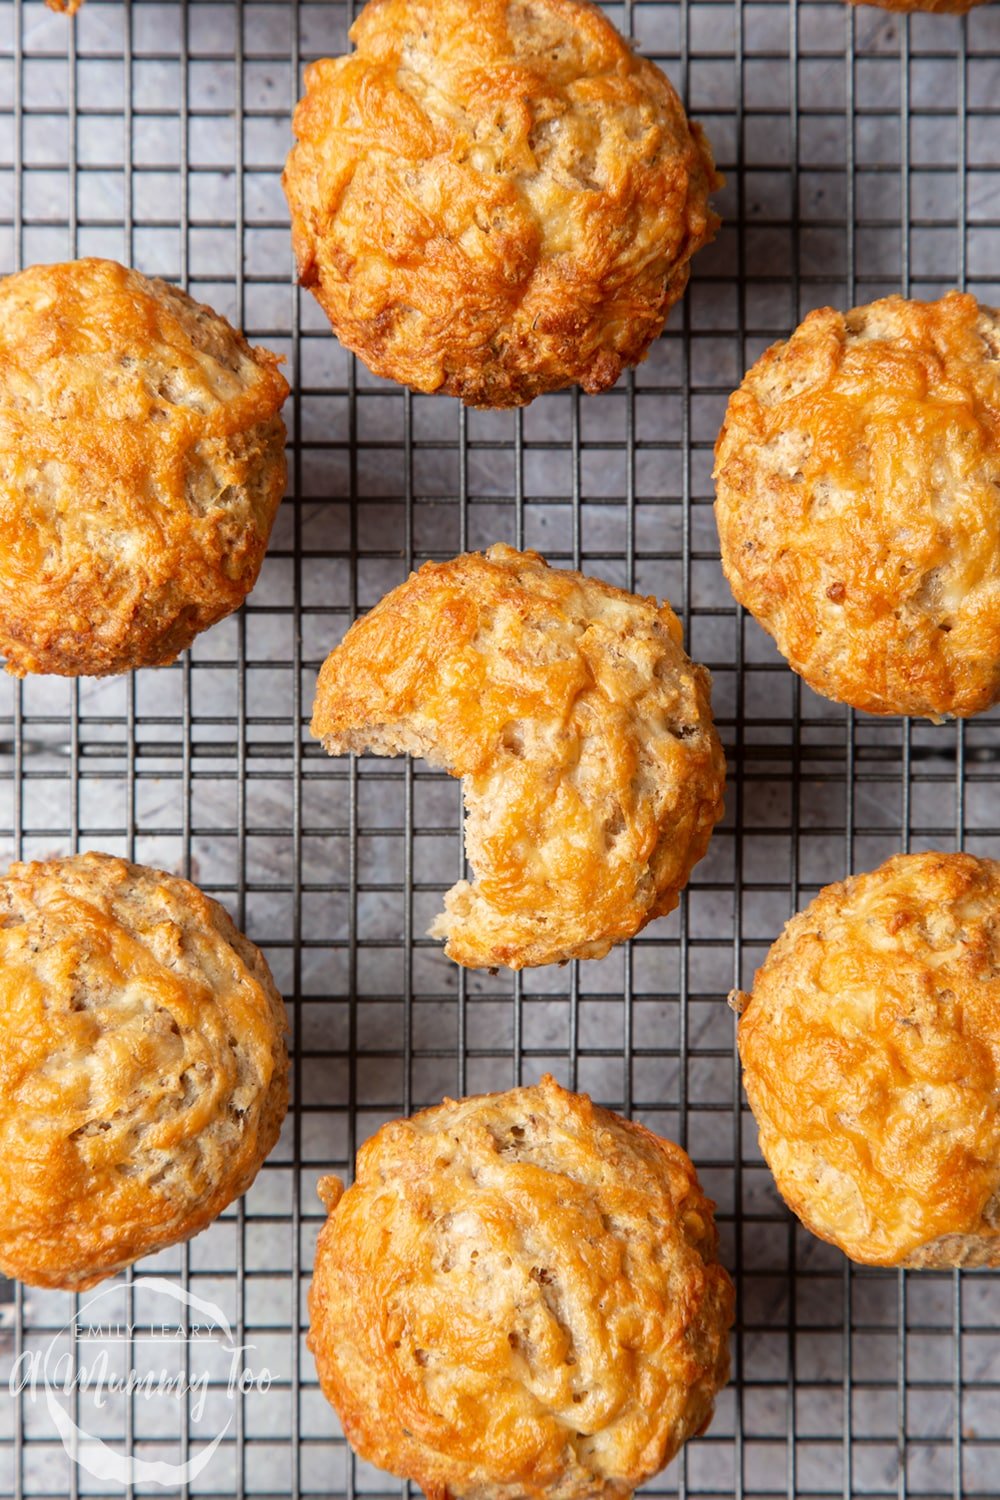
[311, 545, 725, 969]
[0, 258, 288, 677]
[738, 851, 1000, 1268]
[714, 292, 1000, 720]
[283, 0, 720, 407]
[308, 1075, 734, 1500]
[0, 851, 289, 1289]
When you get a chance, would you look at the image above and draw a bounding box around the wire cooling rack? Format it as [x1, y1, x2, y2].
[0, 0, 998, 1496]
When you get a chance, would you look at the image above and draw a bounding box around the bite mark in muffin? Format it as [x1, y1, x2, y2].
[311, 545, 726, 969]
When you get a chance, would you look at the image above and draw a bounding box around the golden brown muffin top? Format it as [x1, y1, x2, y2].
[311, 545, 725, 969]
[714, 292, 1000, 720]
[283, 0, 719, 407]
[308, 1075, 733, 1500]
[737, 851, 1000, 1268]
[0, 258, 288, 677]
[849, 0, 988, 12]
[0, 852, 289, 1290]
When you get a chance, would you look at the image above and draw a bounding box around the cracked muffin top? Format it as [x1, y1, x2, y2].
[0, 851, 288, 1289]
[308, 1075, 733, 1500]
[714, 292, 1000, 720]
[283, 0, 720, 407]
[736, 851, 1000, 1268]
[311, 544, 725, 970]
[0, 258, 288, 676]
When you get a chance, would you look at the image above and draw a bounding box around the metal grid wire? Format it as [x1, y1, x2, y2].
[0, 0, 998, 1495]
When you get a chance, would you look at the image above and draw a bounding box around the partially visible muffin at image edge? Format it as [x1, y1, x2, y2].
[308, 1074, 734, 1500]
[0, 851, 289, 1290]
[311, 545, 726, 970]
[283, 0, 720, 408]
[736, 850, 1000, 1268]
[849, 0, 988, 13]
[0, 258, 288, 676]
[714, 291, 1000, 720]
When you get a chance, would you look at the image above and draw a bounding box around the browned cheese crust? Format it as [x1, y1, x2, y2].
[714, 293, 1000, 720]
[308, 1075, 734, 1500]
[737, 851, 1000, 1269]
[0, 852, 289, 1290]
[0, 258, 289, 676]
[848, 0, 988, 12]
[282, 0, 720, 408]
[310, 545, 726, 970]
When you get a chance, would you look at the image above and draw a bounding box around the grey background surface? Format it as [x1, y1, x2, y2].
[0, 0, 998, 1495]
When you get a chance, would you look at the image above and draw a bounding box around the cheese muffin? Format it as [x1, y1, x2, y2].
[736, 851, 1000, 1268]
[849, 0, 988, 12]
[309, 1075, 734, 1500]
[311, 545, 726, 969]
[714, 292, 1000, 720]
[283, 0, 720, 407]
[0, 852, 289, 1290]
[0, 258, 288, 676]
